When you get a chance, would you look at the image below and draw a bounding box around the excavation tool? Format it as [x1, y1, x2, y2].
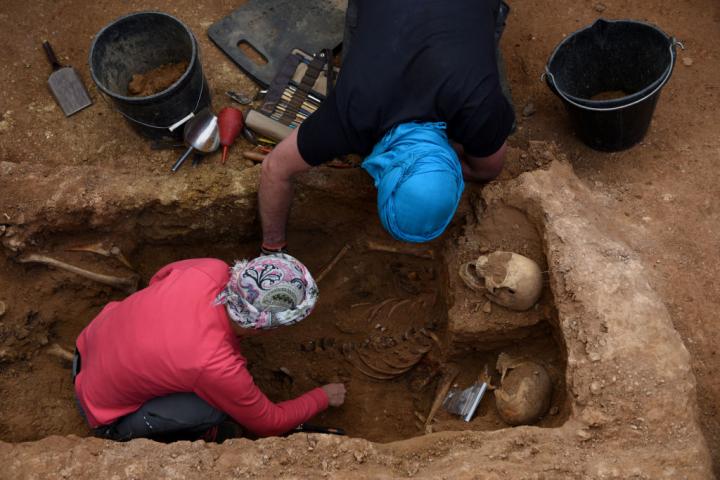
[242, 150, 266, 163]
[242, 126, 259, 145]
[246, 109, 293, 141]
[443, 366, 492, 422]
[208, 0, 344, 87]
[218, 107, 244, 164]
[226, 91, 252, 105]
[295, 424, 346, 436]
[42, 41, 93, 116]
[171, 108, 220, 172]
[443, 382, 488, 422]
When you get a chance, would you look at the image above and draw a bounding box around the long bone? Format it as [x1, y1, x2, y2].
[66, 242, 134, 270]
[365, 240, 435, 260]
[46, 343, 74, 362]
[425, 365, 460, 432]
[19, 254, 139, 293]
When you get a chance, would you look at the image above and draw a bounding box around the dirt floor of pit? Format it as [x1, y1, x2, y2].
[0, 0, 719, 475]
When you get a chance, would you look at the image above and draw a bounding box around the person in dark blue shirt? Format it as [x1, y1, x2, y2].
[259, 0, 515, 252]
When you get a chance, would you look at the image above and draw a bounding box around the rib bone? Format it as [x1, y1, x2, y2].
[357, 348, 416, 376]
[344, 349, 397, 380]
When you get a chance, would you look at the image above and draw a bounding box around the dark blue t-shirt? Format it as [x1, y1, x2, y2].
[297, 0, 515, 166]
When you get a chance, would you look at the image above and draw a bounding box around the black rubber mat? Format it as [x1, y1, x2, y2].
[208, 0, 345, 87]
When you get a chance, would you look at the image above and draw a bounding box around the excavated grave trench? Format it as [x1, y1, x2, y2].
[0, 169, 567, 444]
[0, 158, 712, 477]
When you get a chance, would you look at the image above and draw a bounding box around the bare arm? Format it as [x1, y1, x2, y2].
[258, 128, 313, 248]
[195, 345, 330, 437]
[453, 141, 507, 183]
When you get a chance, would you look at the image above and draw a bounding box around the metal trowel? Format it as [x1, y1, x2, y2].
[442, 365, 492, 422]
[43, 41, 92, 117]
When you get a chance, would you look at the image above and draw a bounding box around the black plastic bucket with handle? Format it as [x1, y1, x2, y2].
[544, 19, 680, 152]
[89, 12, 211, 141]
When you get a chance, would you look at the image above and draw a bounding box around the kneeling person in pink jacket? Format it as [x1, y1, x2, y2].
[73, 254, 345, 441]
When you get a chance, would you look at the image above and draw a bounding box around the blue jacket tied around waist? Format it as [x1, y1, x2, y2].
[362, 122, 465, 243]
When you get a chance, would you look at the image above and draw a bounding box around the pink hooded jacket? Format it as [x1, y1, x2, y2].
[75, 258, 328, 437]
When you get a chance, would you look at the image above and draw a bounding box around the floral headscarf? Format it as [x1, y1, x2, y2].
[215, 254, 318, 330]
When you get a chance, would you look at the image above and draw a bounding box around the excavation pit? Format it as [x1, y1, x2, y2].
[0, 186, 568, 443]
[0, 159, 711, 477]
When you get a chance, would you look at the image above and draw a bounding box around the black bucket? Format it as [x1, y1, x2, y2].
[544, 19, 680, 151]
[89, 12, 211, 141]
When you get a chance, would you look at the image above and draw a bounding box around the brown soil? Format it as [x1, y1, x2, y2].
[128, 61, 188, 97]
[0, 0, 719, 477]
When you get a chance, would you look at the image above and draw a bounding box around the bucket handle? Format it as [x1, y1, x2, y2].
[542, 39, 684, 113]
[98, 74, 206, 131]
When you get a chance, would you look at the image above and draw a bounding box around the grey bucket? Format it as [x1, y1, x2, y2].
[89, 12, 211, 141]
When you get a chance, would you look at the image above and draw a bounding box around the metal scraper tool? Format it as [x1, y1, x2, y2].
[443, 381, 489, 422]
[43, 41, 92, 116]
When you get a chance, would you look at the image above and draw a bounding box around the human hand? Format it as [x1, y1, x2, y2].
[321, 383, 346, 407]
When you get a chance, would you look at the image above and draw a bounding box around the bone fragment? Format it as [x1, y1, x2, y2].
[46, 343, 74, 362]
[424, 330, 443, 349]
[367, 298, 399, 324]
[109, 246, 134, 270]
[357, 348, 418, 376]
[365, 240, 435, 260]
[316, 244, 351, 283]
[19, 254, 139, 293]
[343, 348, 396, 380]
[385, 298, 411, 323]
[66, 242, 134, 270]
[379, 352, 424, 372]
[425, 365, 460, 428]
[409, 344, 433, 355]
[350, 302, 372, 309]
[458, 262, 486, 292]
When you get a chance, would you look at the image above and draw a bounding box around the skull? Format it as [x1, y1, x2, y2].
[475, 251, 542, 311]
[494, 356, 552, 426]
